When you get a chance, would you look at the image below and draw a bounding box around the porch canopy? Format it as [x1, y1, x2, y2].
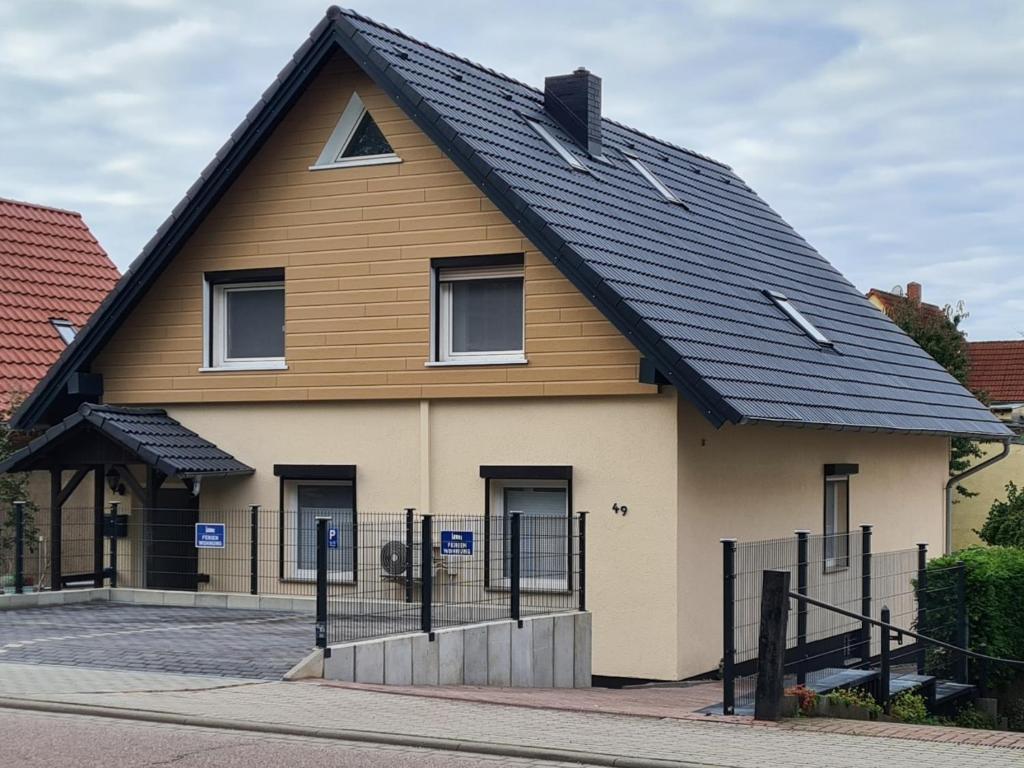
[0, 402, 252, 589]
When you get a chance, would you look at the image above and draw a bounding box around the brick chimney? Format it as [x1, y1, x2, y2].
[544, 68, 602, 157]
[906, 282, 922, 304]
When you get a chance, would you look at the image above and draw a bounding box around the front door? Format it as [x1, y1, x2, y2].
[146, 489, 199, 591]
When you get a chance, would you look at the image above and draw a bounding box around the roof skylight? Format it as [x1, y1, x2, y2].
[765, 290, 832, 347]
[623, 151, 687, 208]
[50, 318, 76, 345]
[525, 118, 589, 172]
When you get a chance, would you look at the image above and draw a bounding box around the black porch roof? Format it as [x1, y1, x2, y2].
[0, 403, 254, 479]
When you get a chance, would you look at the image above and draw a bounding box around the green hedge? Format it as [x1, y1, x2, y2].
[920, 547, 1024, 684]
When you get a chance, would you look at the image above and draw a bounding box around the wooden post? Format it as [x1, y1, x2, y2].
[754, 569, 791, 721]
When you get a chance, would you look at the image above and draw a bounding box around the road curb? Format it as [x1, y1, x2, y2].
[0, 696, 719, 768]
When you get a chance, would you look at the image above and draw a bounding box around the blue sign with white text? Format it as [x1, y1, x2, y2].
[195, 523, 226, 549]
[328, 527, 339, 549]
[441, 530, 473, 556]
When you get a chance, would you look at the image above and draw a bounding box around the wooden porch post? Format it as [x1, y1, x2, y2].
[93, 465, 105, 587]
[50, 468, 62, 592]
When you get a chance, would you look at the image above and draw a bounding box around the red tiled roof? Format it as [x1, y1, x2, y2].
[0, 198, 119, 414]
[866, 288, 945, 319]
[968, 341, 1024, 404]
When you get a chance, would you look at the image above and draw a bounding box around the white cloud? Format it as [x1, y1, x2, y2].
[0, 0, 1020, 340]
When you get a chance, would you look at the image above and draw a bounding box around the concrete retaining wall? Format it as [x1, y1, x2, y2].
[0, 588, 314, 614]
[322, 612, 591, 688]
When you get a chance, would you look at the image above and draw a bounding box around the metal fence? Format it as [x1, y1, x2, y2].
[722, 526, 958, 714]
[2, 503, 586, 650]
[321, 511, 586, 645]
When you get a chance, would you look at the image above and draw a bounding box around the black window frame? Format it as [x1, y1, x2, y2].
[274, 464, 357, 584]
[479, 465, 573, 593]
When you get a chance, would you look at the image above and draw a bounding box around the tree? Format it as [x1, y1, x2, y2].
[884, 291, 982, 497]
[1, 395, 39, 581]
[976, 482, 1024, 548]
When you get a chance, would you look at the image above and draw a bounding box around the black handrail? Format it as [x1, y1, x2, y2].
[788, 590, 1024, 671]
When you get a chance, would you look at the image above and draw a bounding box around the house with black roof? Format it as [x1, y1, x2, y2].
[1, 7, 1010, 681]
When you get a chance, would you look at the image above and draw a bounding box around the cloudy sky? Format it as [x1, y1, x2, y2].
[1, 0, 1021, 339]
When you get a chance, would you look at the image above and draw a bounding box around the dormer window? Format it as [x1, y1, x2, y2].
[310, 92, 400, 170]
[50, 318, 76, 345]
[765, 290, 833, 347]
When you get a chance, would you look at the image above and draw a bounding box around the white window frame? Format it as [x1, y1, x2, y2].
[431, 265, 526, 366]
[50, 318, 77, 345]
[824, 474, 850, 571]
[525, 118, 589, 173]
[283, 479, 355, 583]
[766, 290, 833, 347]
[205, 280, 286, 371]
[490, 478, 570, 592]
[309, 92, 401, 171]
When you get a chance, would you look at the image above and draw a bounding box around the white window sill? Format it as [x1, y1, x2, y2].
[309, 155, 402, 171]
[198, 362, 288, 373]
[425, 357, 528, 368]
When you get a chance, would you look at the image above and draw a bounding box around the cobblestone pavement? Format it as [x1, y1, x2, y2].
[3, 663, 1021, 767]
[0, 603, 314, 679]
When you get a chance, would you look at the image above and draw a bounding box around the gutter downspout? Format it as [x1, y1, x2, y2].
[944, 439, 1011, 554]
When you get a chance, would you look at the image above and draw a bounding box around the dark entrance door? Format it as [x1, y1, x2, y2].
[146, 489, 199, 591]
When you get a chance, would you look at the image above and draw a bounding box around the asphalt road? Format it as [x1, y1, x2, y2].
[0, 709, 599, 768]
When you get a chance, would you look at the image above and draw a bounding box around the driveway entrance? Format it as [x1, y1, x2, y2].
[0, 602, 314, 680]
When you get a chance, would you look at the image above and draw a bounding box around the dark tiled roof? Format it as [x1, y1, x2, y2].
[0, 403, 253, 477]
[968, 341, 1024, 405]
[11, 7, 1010, 440]
[0, 198, 119, 412]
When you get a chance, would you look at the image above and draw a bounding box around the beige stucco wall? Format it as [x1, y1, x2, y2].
[675, 400, 949, 676]
[164, 391, 680, 679]
[954, 437, 1024, 549]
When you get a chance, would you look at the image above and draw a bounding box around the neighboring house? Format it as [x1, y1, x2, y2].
[0, 198, 119, 414]
[1, 8, 1010, 681]
[954, 341, 1024, 547]
[866, 281, 946, 320]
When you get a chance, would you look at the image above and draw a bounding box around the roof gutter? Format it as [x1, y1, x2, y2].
[944, 438, 1013, 553]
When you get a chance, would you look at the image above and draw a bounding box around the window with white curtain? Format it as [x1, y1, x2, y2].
[434, 264, 524, 364]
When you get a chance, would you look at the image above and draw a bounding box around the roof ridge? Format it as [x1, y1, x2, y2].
[968, 339, 1024, 345]
[0, 197, 83, 218]
[335, 7, 731, 170]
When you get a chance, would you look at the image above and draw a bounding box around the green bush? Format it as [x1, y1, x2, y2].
[826, 687, 882, 717]
[921, 547, 1024, 685]
[953, 705, 997, 730]
[977, 482, 1024, 548]
[890, 692, 929, 724]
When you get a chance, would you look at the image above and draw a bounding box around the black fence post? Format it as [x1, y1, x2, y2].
[578, 512, 587, 612]
[721, 538, 737, 716]
[860, 524, 873, 661]
[754, 569, 791, 721]
[249, 505, 260, 596]
[795, 530, 809, 686]
[108, 502, 119, 589]
[510, 512, 522, 627]
[315, 516, 330, 649]
[955, 560, 969, 684]
[13, 501, 25, 595]
[420, 514, 433, 639]
[404, 508, 415, 604]
[916, 542, 928, 674]
[879, 606, 891, 711]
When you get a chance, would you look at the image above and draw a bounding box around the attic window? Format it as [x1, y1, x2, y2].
[525, 118, 589, 173]
[50, 318, 76, 345]
[623, 151, 688, 208]
[765, 290, 833, 346]
[310, 92, 400, 171]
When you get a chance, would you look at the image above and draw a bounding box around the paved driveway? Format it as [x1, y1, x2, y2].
[0, 602, 315, 680]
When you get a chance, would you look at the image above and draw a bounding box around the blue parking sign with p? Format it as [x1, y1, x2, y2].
[327, 527, 339, 549]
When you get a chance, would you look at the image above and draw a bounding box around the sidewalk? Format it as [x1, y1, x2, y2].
[0, 663, 1021, 767]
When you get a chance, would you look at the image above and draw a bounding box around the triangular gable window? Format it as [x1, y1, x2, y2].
[310, 92, 400, 170]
